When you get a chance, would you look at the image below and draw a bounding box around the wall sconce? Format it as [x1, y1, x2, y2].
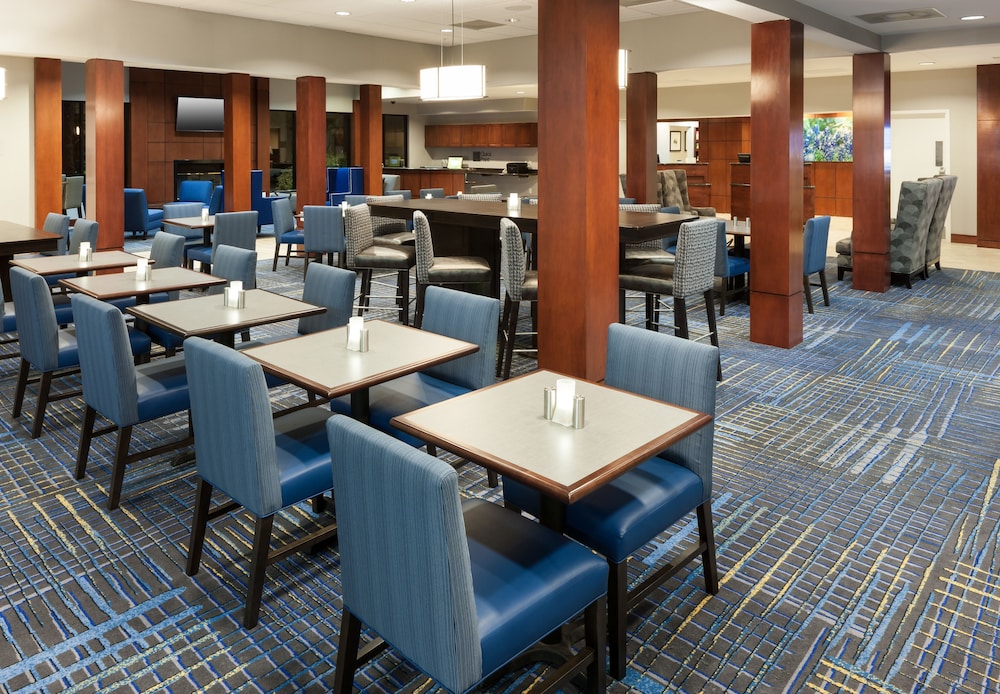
[618, 49, 629, 89]
[0, 67, 6, 100]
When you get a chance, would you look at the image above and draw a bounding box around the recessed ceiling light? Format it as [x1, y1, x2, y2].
[506, 17, 519, 23]
[960, 15, 985, 20]
[401, 0, 415, 3]
[335, 11, 350, 16]
[516, 90, 525, 94]
[441, 27, 453, 32]
[919, 61, 935, 66]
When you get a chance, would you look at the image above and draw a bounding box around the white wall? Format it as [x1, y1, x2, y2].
[0, 57, 36, 225]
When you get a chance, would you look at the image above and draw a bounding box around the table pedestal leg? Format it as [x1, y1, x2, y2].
[351, 389, 370, 423]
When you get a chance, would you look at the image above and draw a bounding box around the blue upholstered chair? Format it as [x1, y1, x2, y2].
[418, 187, 445, 198]
[270, 197, 304, 271]
[70, 294, 191, 510]
[298, 264, 355, 335]
[412, 210, 491, 327]
[63, 175, 85, 218]
[177, 179, 213, 206]
[302, 205, 346, 273]
[497, 217, 537, 380]
[328, 416, 608, 694]
[43, 212, 71, 255]
[344, 204, 415, 325]
[46, 218, 100, 290]
[802, 215, 831, 314]
[208, 185, 224, 216]
[161, 201, 206, 249]
[124, 188, 163, 239]
[185, 210, 258, 272]
[330, 286, 499, 450]
[145, 232, 187, 304]
[504, 323, 719, 679]
[183, 337, 337, 628]
[714, 219, 751, 316]
[9, 267, 151, 438]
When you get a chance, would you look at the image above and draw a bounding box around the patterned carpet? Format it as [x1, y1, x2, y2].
[0, 240, 997, 693]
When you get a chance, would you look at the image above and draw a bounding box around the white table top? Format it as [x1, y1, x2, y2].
[58, 266, 226, 300]
[163, 216, 215, 229]
[392, 369, 711, 504]
[10, 250, 146, 276]
[240, 320, 478, 399]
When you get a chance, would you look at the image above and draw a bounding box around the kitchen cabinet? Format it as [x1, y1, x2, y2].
[425, 122, 537, 148]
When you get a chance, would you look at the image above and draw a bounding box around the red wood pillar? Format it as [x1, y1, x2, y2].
[254, 77, 270, 195]
[85, 59, 125, 250]
[359, 85, 382, 195]
[296, 76, 327, 209]
[351, 99, 362, 167]
[626, 71, 658, 204]
[749, 20, 803, 348]
[977, 64, 1000, 249]
[852, 53, 892, 290]
[223, 73, 252, 213]
[538, 0, 619, 380]
[34, 58, 62, 229]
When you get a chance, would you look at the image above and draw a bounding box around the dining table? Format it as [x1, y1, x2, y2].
[0, 221, 66, 301]
[58, 266, 226, 304]
[126, 288, 324, 348]
[10, 250, 150, 277]
[239, 319, 478, 422]
[726, 218, 751, 256]
[163, 215, 215, 246]
[392, 368, 712, 531]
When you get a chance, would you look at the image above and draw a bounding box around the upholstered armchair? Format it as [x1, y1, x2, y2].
[177, 180, 213, 206]
[923, 174, 958, 276]
[672, 169, 717, 217]
[123, 188, 163, 239]
[657, 170, 716, 217]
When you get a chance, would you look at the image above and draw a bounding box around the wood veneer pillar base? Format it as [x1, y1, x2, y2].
[851, 252, 890, 292]
[748, 291, 803, 348]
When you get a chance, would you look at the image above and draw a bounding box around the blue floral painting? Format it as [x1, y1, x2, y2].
[804, 116, 853, 162]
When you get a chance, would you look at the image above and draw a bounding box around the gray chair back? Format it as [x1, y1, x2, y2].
[298, 264, 356, 334]
[672, 219, 717, 299]
[421, 286, 499, 391]
[620, 203, 663, 251]
[210, 246, 257, 294]
[344, 204, 375, 269]
[413, 210, 435, 284]
[63, 176, 84, 214]
[418, 188, 445, 199]
[9, 267, 60, 371]
[68, 219, 99, 254]
[302, 205, 345, 255]
[43, 213, 71, 254]
[890, 179, 940, 275]
[500, 218, 528, 302]
[212, 210, 258, 260]
[461, 193, 502, 202]
[162, 202, 205, 242]
[150, 232, 186, 268]
[271, 197, 296, 235]
[924, 174, 958, 266]
[326, 415, 481, 693]
[469, 184, 498, 194]
[364, 195, 408, 237]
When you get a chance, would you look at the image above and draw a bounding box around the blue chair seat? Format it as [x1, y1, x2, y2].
[55, 331, 81, 368]
[273, 408, 336, 508]
[3, 300, 74, 332]
[504, 455, 704, 563]
[134, 356, 190, 421]
[2, 309, 15, 333]
[330, 373, 468, 447]
[279, 229, 305, 246]
[185, 246, 212, 266]
[723, 254, 750, 276]
[463, 498, 608, 676]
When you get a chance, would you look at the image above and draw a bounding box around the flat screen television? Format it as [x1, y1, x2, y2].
[176, 96, 225, 133]
[737, 153, 751, 163]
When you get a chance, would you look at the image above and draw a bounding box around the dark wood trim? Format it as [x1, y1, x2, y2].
[626, 72, 658, 204]
[86, 59, 126, 250]
[223, 73, 253, 213]
[296, 76, 327, 209]
[978, 65, 1000, 247]
[254, 77, 270, 194]
[34, 58, 62, 229]
[358, 85, 382, 196]
[951, 233, 977, 244]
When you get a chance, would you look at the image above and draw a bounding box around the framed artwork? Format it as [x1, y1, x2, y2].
[669, 131, 682, 151]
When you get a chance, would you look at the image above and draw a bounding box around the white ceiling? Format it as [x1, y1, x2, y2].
[128, 0, 1000, 88]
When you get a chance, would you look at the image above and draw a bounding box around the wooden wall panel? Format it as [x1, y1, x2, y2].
[852, 53, 892, 290]
[33, 58, 62, 229]
[296, 76, 327, 209]
[977, 65, 1000, 248]
[538, 0, 619, 380]
[749, 19, 803, 348]
[626, 72, 658, 204]
[254, 77, 270, 196]
[223, 73, 252, 213]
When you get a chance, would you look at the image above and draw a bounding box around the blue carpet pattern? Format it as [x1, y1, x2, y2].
[0, 239, 997, 692]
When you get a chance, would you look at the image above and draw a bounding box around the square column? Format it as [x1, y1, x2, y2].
[223, 72, 252, 213]
[358, 85, 382, 195]
[86, 59, 125, 249]
[626, 71, 658, 204]
[34, 58, 62, 229]
[296, 76, 327, 209]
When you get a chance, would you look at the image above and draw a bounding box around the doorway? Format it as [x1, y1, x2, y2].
[890, 110, 949, 237]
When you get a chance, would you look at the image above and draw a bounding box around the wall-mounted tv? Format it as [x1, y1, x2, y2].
[176, 96, 224, 133]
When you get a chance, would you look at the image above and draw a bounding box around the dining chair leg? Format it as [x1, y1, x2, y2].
[704, 290, 722, 381]
[501, 298, 519, 380]
[271, 242, 281, 272]
[244, 514, 275, 628]
[75, 405, 98, 479]
[607, 559, 629, 680]
[696, 501, 720, 595]
[30, 371, 54, 438]
[333, 608, 363, 693]
[107, 425, 133, 510]
[718, 280, 728, 316]
[186, 479, 214, 576]
[803, 275, 815, 314]
[497, 294, 512, 377]
[358, 270, 372, 317]
[674, 298, 689, 340]
[303, 253, 310, 278]
[819, 269, 830, 306]
[584, 596, 608, 693]
[414, 282, 427, 329]
[12, 358, 30, 418]
[397, 270, 410, 326]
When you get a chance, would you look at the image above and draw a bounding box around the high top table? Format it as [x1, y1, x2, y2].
[0, 221, 62, 301]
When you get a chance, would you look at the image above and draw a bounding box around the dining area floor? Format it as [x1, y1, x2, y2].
[0, 227, 996, 692]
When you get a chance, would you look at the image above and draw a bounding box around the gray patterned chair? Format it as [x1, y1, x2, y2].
[344, 203, 416, 325]
[657, 170, 716, 217]
[620, 203, 672, 267]
[923, 174, 958, 277]
[460, 192, 503, 202]
[497, 217, 537, 380]
[363, 194, 414, 246]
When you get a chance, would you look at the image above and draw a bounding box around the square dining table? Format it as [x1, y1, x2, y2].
[240, 319, 478, 422]
[127, 288, 324, 348]
[0, 220, 62, 301]
[163, 215, 215, 246]
[392, 369, 712, 530]
[10, 250, 147, 277]
[58, 266, 226, 304]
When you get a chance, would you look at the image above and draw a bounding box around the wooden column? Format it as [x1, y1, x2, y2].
[34, 58, 62, 229]
[85, 59, 125, 250]
[254, 77, 271, 195]
[852, 53, 892, 290]
[538, 0, 619, 380]
[358, 85, 382, 195]
[626, 71, 658, 204]
[749, 20, 803, 348]
[977, 64, 1000, 248]
[296, 76, 327, 209]
[223, 73, 252, 213]
[351, 99, 362, 167]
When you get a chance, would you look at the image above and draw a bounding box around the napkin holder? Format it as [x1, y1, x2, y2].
[223, 283, 245, 309]
[346, 317, 369, 352]
[135, 258, 152, 282]
[543, 379, 585, 429]
[78, 242, 93, 263]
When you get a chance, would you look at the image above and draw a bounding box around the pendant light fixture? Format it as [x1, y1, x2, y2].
[420, 0, 486, 101]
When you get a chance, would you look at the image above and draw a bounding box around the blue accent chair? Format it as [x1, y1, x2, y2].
[46, 218, 100, 290]
[328, 416, 608, 694]
[803, 215, 832, 313]
[714, 219, 751, 316]
[9, 267, 150, 438]
[302, 205, 346, 273]
[328, 166, 364, 206]
[185, 210, 258, 272]
[503, 323, 720, 679]
[161, 201, 206, 250]
[250, 170, 281, 229]
[330, 286, 499, 449]
[124, 188, 163, 239]
[208, 185, 224, 216]
[177, 179, 213, 206]
[71, 294, 190, 509]
[271, 197, 304, 271]
[299, 264, 355, 335]
[43, 212, 71, 255]
[145, 232, 187, 304]
[183, 337, 337, 628]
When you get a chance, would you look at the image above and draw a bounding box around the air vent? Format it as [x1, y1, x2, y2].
[620, 0, 663, 7]
[856, 8, 945, 23]
[454, 19, 504, 30]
